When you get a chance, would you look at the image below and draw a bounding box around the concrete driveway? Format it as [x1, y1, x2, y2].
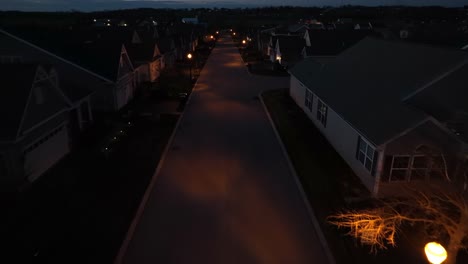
[117, 36, 328, 264]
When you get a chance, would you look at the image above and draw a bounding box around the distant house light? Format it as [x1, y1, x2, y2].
[93, 19, 97, 22]
[107, 23, 111, 26]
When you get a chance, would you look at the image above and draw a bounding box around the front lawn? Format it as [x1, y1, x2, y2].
[0, 113, 178, 263]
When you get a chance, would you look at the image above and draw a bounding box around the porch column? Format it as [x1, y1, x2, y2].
[372, 145, 386, 196]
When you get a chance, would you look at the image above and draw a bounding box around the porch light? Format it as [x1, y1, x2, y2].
[187, 53, 192, 59]
[425, 242, 447, 264]
[233, 32, 236, 36]
[242, 40, 246, 44]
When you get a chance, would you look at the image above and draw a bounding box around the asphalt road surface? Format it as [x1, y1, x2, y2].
[118, 35, 329, 264]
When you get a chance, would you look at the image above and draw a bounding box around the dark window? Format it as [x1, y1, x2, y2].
[388, 155, 431, 182]
[316, 100, 328, 127]
[304, 89, 313, 112]
[356, 137, 376, 174]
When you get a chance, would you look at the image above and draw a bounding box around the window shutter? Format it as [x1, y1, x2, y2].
[355, 136, 361, 160]
[371, 150, 379, 177]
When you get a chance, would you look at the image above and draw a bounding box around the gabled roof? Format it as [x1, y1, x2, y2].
[0, 64, 69, 141]
[126, 42, 159, 66]
[2, 27, 126, 81]
[63, 41, 125, 81]
[277, 37, 305, 63]
[0, 64, 38, 141]
[290, 37, 468, 146]
[288, 24, 308, 33]
[305, 29, 373, 56]
[405, 64, 468, 143]
[270, 35, 301, 47]
[157, 37, 175, 53]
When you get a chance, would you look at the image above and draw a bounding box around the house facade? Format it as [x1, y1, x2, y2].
[0, 30, 95, 143]
[0, 64, 71, 189]
[289, 38, 468, 196]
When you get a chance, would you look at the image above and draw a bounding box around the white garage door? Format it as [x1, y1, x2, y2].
[24, 126, 70, 182]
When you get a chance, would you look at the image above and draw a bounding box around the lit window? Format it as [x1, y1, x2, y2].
[304, 88, 313, 112]
[316, 99, 327, 127]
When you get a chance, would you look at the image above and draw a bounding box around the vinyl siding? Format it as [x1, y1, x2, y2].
[290, 75, 377, 193]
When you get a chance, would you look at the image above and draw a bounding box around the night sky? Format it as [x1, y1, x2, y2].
[0, 0, 466, 11]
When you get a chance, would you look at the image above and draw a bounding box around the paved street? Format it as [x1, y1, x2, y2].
[118, 36, 328, 264]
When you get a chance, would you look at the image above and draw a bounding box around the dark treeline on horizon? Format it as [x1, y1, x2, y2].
[0, 5, 466, 27]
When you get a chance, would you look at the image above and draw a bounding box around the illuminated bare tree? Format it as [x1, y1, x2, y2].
[329, 187, 468, 264]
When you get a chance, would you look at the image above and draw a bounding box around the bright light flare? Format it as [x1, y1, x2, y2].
[425, 242, 447, 264]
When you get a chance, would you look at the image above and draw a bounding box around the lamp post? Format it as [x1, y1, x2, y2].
[187, 53, 193, 82]
[425, 242, 447, 264]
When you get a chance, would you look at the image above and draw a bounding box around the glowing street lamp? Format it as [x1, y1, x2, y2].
[242, 40, 246, 44]
[425, 242, 447, 264]
[233, 32, 236, 36]
[187, 53, 193, 81]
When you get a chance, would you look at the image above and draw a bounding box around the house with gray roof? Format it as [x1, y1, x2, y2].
[274, 37, 306, 68]
[126, 42, 163, 86]
[289, 37, 468, 196]
[0, 29, 135, 112]
[0, 29, 95, 142]
[0, 64, 71, 190]
[301, 29, 373, 59]
[267, 35, 302, 63]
